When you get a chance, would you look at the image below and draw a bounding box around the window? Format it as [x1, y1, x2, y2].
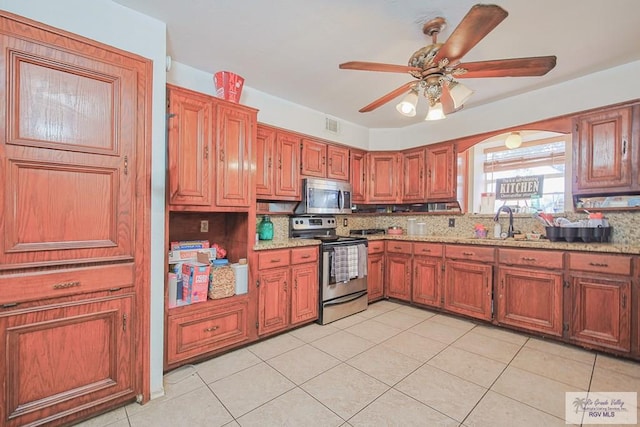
[465, 133, 569, 214]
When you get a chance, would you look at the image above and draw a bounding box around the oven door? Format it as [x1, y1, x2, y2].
[322, 246, 367, 301]
[320, 290, 368, 325]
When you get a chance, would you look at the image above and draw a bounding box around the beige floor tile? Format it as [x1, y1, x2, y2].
[349, 388, 458, 427]
[525, 338, 596, 365]
[395, 364, 487, 422]
[468, 324, 529, 346]
[310, 330, 376, 361]
[328, 313, 368, 329]
[591, 366, 640, 405]
[372, 310, 426, 329]
[162, 364, 206, 399]
[237, 387, 344, 426]
[595, 354, 640, 379]
[223, 421, 240, 427]
[267, 344, 341, 384]
[347, 344, 422, 386]
[289, 322, 340, 343]
[393, 304, 437, 319]
[511, 346, 593, 389]
[74, 407, 128, 427]
[451, 332, 522, 364]
[492, 366, 584, 419]
[359, 301, 399, 318]
[465, 390, 568, 427]
[427, 346, 507, 388]
[344, 318, 402, 343]
[408, 320, 470, 345]
[196, 348, 262, 384]
[128, 386, 232, 427]
[380, 331, 448, 362]
[302, 364, 389, 420]
[247, 332, 305, 360]
[428, 313, 477, 330]
[209, 362, 295, 417]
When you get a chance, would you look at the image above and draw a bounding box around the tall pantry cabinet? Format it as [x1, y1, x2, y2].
[0, 11, 151, 427]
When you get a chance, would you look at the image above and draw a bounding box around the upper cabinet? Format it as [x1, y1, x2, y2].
[367, 152, 402, 203]
[167, 84, 257, 211]
[274, 131, 302, 200]
[426, 142, 457, 200]
[572, 104, 639, 195]
[402, 147, 426, 202]
[350, 149, 367, 203]
[301, 138, 349, 181]
[256, 125, 276, 197]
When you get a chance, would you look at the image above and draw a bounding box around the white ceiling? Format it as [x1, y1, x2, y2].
[115, 0, 640, 129]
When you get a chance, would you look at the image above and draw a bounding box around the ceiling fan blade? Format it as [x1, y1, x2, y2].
[456, 56, 557, 78]
[340, 61, 421, 74]
[434, 4, 508, 65]
[359, 81, 416, 113]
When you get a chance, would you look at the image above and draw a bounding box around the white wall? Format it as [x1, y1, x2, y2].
[0, 0, 168, 399]
[168, 62, 370, 150]
[369, 60, 640, 150]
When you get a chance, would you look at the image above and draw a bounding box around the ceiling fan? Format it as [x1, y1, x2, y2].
[339, 4, 557, 120]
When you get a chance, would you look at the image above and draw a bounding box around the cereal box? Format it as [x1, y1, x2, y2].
[181, 262, 211, 304]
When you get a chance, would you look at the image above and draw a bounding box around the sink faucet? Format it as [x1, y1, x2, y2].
[494, 205, 514, 238]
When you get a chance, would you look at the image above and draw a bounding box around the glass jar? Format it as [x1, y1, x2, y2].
[257, 215, 274, 240]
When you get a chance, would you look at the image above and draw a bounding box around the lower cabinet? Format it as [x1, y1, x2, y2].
[367, 241, 385, 302]
[412, 243, 443, 308]
[257, 247, 318, 336]
[385, 241, 412, 302]
[0, 294, 135, 427]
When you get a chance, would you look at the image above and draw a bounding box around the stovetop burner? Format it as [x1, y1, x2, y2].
[349, 228, 386, 236]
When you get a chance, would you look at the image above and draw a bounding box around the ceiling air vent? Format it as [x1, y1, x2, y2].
[325, 117, 340, 134]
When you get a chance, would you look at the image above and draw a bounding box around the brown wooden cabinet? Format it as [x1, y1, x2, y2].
[567, 253, 632, 353]
[426, 142, 457, 200]
[368, 152, 402, 203]
[168, 84, 256, 210]
[0, 12, 151, 425]
[290, 262, 319, 325]
[256, 125, 276, 197]
[350, 149, 368, 203]
[275, 131, 302, 200]
[367, 241, 385, 302]
[572, 105, 637, 194]
[402, 147, 426, 202]
[385, 241, 412, 302]
[443, 245, 494, 321]
[412, 243, 443, 308]
[301, 138, 349, 181]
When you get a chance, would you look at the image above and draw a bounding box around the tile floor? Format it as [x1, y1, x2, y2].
[77, 301, 640, 427]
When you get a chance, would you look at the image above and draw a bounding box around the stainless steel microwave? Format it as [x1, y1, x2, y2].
[295, 178, 352, 215]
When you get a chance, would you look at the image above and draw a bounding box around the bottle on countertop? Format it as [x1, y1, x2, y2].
[258, 215, 274, 241]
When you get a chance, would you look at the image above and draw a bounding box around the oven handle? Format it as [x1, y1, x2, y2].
[323, 290, 367, 307]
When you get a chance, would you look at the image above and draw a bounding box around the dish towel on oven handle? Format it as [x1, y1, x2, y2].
[347, 245, 359, 279]
[357, 244, 367, 278]
[332, 246, 349, 283]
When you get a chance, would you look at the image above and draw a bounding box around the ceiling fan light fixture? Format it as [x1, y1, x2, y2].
[395, 89, 418, 117]
[425, 101, 446, 121]
[505, 132, 522, 149]
[448, 81, 474, 109]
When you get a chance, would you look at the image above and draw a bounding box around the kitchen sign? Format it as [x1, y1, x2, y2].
[495, 175, 544, 200]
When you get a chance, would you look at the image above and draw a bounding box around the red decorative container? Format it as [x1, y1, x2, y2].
[214, 71, 244, 103]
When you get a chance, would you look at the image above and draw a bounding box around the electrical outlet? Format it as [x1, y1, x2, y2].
[448, 218, 455, 227]
[200, 220, 209, 232]
[343, 218, 348, 227]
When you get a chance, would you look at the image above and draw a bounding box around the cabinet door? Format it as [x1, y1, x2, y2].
[573, 107, 633, 193]
[426, 143, 456, 200]
[256, 125, 276, 197]
[258, 267, 290, 335]
[385, 253, 411, 302]
[0, 295, 134, 427]
[290, 263, 319, 325]
[350, 149, 367, 203]
[497, 267, 563, 336]
[215, 103, 253, 207]
[570, 274, 631, 352]
[444, 260, 492, 321]
[327, 145, 350, 181]
[403, 148, 426, 202]
[367, 253, 385, 302]
[275, 132, 301, 199]
[413, 256, 442, 308]
[368, 152, 401, 203]
[301, 138, 326, 178]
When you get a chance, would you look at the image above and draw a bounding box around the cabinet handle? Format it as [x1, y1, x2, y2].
[270, 258, 281, 263]
[394, 246, 402, 250]
[204, 326, 219, 332]
[53, 281, 80, 290]
[220, 149, 225, 162]
[462, 252, 474, 256]
[428, 169, 432, 178]
[623, 139, 627, 155]
[295, 278, 298, 289]
[284, 281, 287, 292]
[301, 254, 311, 259]
[521, 257, 537, 262]
[204, 146, 209, 160]
[123, 155, 129, 176]
[421, 248, 431, 253]
[123, 314, 127, 331]
[322, 156, 326, 165]
[268, 157, 272, 168]
[415, 266, 418, 277]
[622, 294, 627, 309]
[279, 158, 282, 169]
[588, 262, 608, 267]
[420, 169, 423, 179]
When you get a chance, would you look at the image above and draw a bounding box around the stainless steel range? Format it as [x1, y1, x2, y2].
[290, 216, 368, 324]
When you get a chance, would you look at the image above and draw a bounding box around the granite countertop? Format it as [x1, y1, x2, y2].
[254, 235, 640, 255]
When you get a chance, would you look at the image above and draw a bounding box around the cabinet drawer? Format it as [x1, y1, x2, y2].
[499, 248, 563, 269]
[386, 241, 412, 254]
[167, 300, 249, 364]
[445, 245, 495, 263]
[258, 249, 290, 270]
[413, 242, 443, 257]
[568, 253, 632, 275]
[0, 263, 135, 305]
[291, 246, 318, 264]
[368, 240, 385, 254]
